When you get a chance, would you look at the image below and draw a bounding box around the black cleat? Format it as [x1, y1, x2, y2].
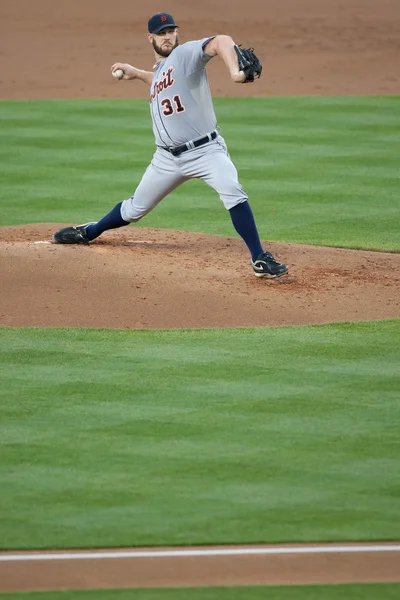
[52, 222, 96, 244]
[252, 251, 288, 279]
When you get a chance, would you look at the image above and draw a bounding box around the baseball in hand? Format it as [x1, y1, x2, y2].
[112, 69, 124, 80]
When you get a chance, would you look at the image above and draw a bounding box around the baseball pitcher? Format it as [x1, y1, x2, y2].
[52, 12, 288, 279]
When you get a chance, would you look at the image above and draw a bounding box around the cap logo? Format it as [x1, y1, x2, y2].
[160, 15, 167, 22]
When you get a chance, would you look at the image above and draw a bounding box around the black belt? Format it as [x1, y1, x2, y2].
[164, 131, 217, 156]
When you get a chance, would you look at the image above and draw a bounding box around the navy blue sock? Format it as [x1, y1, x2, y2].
[86, 202, 129, 241]
[229, 201, 264, 261]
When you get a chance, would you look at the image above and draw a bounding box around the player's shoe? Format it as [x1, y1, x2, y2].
[52, 223, 96, 244]
[252, 251, 288, 279]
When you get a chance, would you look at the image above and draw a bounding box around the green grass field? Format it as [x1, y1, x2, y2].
[1, 97, 399, 250]
[1, 96, 399, 597]
[1, 321, 399, 549]
[1, 583, 400, 600]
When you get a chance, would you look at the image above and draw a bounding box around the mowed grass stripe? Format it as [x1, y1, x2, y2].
[1, 584, 400, 599]
[0, 97, 399, 250]
[0, 321, 399, 549]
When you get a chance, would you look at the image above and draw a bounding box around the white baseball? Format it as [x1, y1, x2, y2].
[112, 69, 124, 80]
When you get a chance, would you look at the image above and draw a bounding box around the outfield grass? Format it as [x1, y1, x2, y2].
[1, 96, 399, 250]
[1, 584, 400, 600]
[1, 321, 399, 549]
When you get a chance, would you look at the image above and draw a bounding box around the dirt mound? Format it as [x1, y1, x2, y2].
[1, 224, 399, 329]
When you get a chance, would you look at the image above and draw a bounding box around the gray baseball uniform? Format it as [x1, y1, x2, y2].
[120, 38, 248, 223]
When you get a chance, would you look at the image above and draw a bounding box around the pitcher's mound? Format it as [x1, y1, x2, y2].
[1, 224, 399, 329]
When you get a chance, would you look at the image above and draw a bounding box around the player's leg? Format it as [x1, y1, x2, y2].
[52, 150, 187, 244]
[120, 151, 188, 224]
[181, 140, 288, 278]
[181, 140, 263, 258]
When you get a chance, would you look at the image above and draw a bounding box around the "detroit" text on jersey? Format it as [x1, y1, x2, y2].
[150, 67, 174, 103]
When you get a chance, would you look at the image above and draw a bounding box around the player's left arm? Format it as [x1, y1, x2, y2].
[204, 36, 246, 83]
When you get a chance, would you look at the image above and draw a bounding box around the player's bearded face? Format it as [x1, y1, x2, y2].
[152, 29, 179, 57]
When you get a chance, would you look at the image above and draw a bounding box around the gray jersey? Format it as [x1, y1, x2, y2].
[120, 36, 248, 226]
[149, 38, 217, 147]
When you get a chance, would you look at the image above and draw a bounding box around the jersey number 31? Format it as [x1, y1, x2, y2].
[161, 95, 185, 116]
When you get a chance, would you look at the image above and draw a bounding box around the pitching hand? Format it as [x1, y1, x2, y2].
[111, 63, 138, 80]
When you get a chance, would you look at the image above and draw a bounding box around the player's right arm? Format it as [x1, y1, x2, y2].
[111, 63, 153, 86]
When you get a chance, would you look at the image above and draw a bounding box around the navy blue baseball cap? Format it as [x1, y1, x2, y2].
[148, 13, 178, 34]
